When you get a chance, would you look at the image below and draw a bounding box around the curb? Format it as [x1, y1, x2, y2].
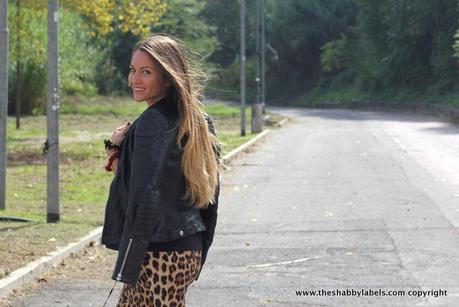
[277, 117, 289, 127]
[0, 119, 282, 299]
[222, 129, 271, 165]
[221, 116, 288, 166]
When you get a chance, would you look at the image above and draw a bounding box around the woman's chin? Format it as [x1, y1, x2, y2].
[132, 95, 145, 102]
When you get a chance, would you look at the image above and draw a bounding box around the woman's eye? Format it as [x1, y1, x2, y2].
[142, 70, 150, 74]
[129, 68, 135, 73]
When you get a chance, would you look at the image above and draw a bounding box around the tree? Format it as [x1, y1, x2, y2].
[266, 0, 356, 99]
[8, 0, 167, 121]
[151, 0, 218, 61]
[201, 0, 240, 67]
[352, 0, 457, 91]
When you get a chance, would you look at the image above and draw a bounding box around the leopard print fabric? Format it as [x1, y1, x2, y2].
[116, 250, 202, 307]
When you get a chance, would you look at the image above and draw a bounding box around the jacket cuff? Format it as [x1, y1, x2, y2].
[112, 236, 149, 285]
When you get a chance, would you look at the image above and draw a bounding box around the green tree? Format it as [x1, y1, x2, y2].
[151, 0, 218, 59]
[7, 0, 167, 120]
[201, 0, 240, 67]
[352, 0, 457, 91]
[266, 0, 356, 99]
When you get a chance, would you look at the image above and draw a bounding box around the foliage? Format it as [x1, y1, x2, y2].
[200, 0, 263, 100]
[7, 0, 459, 109]
[11, 0, 167, 37]
[8, 60, 47, 115]
[151, 0, 218, 60]
[7, 7, 101, 114]
[208, 56, 258, 101]
[320, 34, 350, 72]
[7, 0, 166, 116]
[93, 30, 139, 96]
[259, 0, 355, 99]
[59, 12, 102, 98]
[364, 0, 456, 92]
[202, 0, 459, 104]
[201, 0, 241, 67]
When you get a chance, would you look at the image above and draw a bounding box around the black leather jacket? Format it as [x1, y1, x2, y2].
[101, 97, 220, 285]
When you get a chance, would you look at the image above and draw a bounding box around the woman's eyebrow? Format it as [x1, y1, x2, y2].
[129, 65, 152, 69]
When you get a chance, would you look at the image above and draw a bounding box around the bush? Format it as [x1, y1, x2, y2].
[8, 60, 47, 116]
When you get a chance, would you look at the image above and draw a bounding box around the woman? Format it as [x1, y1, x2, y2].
[101, 34, 221, 307]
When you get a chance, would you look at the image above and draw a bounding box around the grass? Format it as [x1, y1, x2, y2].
[293, 86, 459, 108]
[0, 96, 283, 278]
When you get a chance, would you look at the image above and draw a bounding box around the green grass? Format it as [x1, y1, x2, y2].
[0, 96, 283, 277]
[204, 103, 252, 117]
[294, 86, 459, 108]
[60, 96, 146, 116]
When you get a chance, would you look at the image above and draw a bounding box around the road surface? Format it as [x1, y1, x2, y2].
[5, 107, 459, 306]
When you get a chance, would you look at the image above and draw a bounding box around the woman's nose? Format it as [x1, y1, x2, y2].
[130, 71, 141, 83]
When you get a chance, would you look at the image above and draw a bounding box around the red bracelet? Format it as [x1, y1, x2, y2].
[105, 150, 121, 172]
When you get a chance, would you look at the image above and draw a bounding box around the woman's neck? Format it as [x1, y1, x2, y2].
[146, 94, 166, 108]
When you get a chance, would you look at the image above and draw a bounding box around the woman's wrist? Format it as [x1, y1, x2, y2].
[105, 148, 119, 157]
[104, 139, 122, 151]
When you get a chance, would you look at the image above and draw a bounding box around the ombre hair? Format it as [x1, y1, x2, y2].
[131, 34, 220, 208]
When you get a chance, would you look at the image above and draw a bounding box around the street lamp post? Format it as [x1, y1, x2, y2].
[261, 0, 266, 114]
[251, 0, 263, 133]
[240, 0, 246, 136]
[0, 0, 8, 210]
[47, 0, 60, 223]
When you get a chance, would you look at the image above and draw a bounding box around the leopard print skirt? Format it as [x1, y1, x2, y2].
[116, 250, 202, 307]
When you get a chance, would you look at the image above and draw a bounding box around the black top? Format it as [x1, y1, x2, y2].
[147, 231, 203, 251]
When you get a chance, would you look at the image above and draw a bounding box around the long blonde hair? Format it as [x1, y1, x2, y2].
[132, 34, 219, 209]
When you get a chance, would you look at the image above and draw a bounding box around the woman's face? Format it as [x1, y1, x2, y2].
[129, 49, 170, 107]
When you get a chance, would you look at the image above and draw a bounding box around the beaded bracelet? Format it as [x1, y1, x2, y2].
[105, 150, 121, 172]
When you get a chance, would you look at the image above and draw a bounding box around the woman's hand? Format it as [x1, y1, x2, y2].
[111, 122, 131, 145]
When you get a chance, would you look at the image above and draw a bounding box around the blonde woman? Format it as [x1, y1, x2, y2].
[101, 34, 221, 307]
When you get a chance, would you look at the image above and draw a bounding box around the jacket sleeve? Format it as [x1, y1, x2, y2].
[195, 115, 221, 280]
[112, 109, 170, 285]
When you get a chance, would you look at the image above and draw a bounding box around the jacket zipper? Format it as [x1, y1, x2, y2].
[116, 238, 133, 281]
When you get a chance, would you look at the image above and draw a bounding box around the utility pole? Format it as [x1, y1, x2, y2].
[255, 0, 261, 108]
[240, 0, 246, 136]
[0, 0, 8, 210]
[15, 0, 21, 129]
[261, 0, 266, 114]
[252, 0, 263, 133]
[47, 0, 60, 223]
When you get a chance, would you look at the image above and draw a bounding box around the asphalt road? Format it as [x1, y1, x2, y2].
[6, 108, 459, 306]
